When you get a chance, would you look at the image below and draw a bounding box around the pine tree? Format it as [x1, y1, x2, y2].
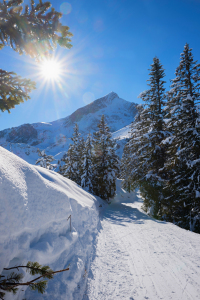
[78, 136, 85, 183]
[0, 0, 72, 112]
[0, 261, 69, 298]
[0, 69, 36, 113]
[59, 145, 77, 182]
[121, 141, 132, 193]
[106, 146, 119, 200]
[137, 57, 168, 217]
[35, 149, 55, 170]
[81, 133, 94, 193]
[60, 124, 83, 185]
[121, 58, 168, 218]
[93, 115, 119, 201]
[164, 44, 200, 232]
[121, 104, 150, 192]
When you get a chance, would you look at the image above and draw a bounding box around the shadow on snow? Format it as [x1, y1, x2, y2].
[102, 202, 167, 226]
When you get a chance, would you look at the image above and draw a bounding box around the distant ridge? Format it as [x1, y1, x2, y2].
[0, 92, 138, 164]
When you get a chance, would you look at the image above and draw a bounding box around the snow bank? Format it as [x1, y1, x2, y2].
[0, 147, 99, 300]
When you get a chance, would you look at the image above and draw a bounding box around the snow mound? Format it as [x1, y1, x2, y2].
[0, 147, 99, 300]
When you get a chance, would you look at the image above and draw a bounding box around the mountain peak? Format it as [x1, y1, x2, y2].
[0, 92, 138, 162]
[95, 92, 119, 105]
[104, 91, 119, 100]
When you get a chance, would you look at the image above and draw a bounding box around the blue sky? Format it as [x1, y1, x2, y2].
[1, 0, 200, 130]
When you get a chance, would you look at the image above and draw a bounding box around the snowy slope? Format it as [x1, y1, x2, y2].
[85, 181, 200, 300]
[111, 124, 132, 157]
[111, 123, 132, 140]
[0, 92, 137, 163]
[1, 146, 200, 300]
[0, 146, 100, 300]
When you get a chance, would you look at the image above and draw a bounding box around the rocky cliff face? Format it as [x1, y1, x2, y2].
[0, 92, 137, 164]
[6, 124, 38, 143]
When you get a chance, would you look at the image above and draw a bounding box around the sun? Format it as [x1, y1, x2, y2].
[40, 59, 62, 80]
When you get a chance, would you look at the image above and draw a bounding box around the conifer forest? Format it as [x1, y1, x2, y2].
[121, 44, 200, 233]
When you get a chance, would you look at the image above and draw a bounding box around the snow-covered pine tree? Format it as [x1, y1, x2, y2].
[78, 136, 85, 182]
[59, 123, 83, 185]
[121, 104, 150, 193]
[164, 44, 200, 232]
[59, 145, 77, 182]
[106, 147, 120, 200]
[35, 149, 55, 170]
[121, 58, 168, 218]
[121, 141, 132, 193]
[81, 133, 94, 192]
[93, 115, 119, 201]
[137, 57, 168, 218]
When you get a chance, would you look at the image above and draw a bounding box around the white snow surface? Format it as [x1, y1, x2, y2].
[0, 146, 99, 300]
[84, 181, 200, 300]
[111, 124, 132, 140]
[1, 147, 200, 300]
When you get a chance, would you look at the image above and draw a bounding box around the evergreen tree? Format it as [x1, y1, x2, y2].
[121, 58, 168, 218]
[121, 105, 150, 192]
[35, 149, 55, 170]
[93, 115, 119, 201]
[106, 146, 119, 199]
[164, 44, 200, 232]
[0, 261, 69, 298]
[59, 145, 77, 182]
[0, 69, 36, 113]
[78, 136, 85, 183]
[0, 0, 72, 112]
[121, 141, 132, 193]
[81, 133, 94, 193]
[138, 57, 168, 217]
[60, 123, 83, 185]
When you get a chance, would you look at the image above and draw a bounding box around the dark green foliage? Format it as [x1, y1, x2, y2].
[60, 123, 83, 185]
[121, 104, 150, 191]
[0, 0, 72, 58]
[0, 69, 36, 113]
[120, 141, 131, 192]
[138, 57, 167, 178]
[0, 261, 69, 299]
[121, 58, 167, 217]
[93, 115, 119, 201]
[0, 0, 72, 113]
[163, 44, 200, 232]
[81, 133, 94, 192]
[121, 45, 200, 233]
[59, 118, 119, 201]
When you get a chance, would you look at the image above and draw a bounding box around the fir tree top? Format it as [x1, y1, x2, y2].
[0, 0, 73, 59]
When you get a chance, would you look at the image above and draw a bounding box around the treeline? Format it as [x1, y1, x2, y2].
[36, 115, 119, 202]
[121, 43, 200, 233]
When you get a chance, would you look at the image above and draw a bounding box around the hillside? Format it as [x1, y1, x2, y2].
[1, 147, 200, 300]
[0, 92, 137, 164]
[0, 146, 100, 300]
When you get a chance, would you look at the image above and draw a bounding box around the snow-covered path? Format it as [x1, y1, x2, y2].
[85, 190, 200, 300]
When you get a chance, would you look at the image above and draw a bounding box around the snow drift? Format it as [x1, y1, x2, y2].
[0, 146, 99, 300]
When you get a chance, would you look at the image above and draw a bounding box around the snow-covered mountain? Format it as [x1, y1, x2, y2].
[0, 92, 136, 164]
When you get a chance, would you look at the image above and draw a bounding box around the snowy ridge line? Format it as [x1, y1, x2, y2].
[0, 92, 138, 164]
